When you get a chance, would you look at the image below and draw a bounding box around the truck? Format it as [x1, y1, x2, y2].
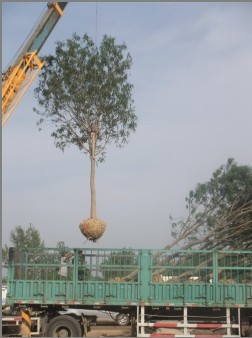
[2, 247, 252, 337]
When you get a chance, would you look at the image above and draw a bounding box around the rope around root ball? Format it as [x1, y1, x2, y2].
[79, 218, 106, 242]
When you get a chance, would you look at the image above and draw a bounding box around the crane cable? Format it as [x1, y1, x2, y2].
[94, 2, 99, 107]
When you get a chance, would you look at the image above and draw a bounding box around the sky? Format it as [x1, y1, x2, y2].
[2, 2, 252, 251]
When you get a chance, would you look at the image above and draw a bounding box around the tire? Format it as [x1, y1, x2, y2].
[45, 315, 82, 337]
[116, 313, 130, 326]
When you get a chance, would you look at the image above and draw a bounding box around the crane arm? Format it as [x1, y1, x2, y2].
[2, 2, 68, 127]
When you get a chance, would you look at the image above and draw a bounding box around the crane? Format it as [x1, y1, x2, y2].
[2, 2, 68, 127]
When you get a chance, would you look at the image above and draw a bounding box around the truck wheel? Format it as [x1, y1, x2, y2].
[116, 313, 130, 326]
[45, 315, 82, 337]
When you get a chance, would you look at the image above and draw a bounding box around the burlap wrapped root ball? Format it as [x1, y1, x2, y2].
[79, 218, 106, 242]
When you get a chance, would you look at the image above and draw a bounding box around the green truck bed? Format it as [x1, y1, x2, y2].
[6, 248, 252, 307]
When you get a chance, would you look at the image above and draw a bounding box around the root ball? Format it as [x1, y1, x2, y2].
[79, 218, 106, 242]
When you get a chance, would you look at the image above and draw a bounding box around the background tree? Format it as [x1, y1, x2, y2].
[168, 158, 252, 251]
[2, 223, 45, 271]
[100, 248, 137, 281]
[2, 245, 9, 269]
[34, 33, 137, 242]
[9, 223, 45, 249]
[125, 158, 252, 281]
[56, 241, 67, 251]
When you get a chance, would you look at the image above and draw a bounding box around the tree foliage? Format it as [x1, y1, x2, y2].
[2, 223, 45, 268]
[124, 159, 252, 282]
[169, 158, 252, 250]
[56, 241, 67, 250]
[9, 223, 45, 249]
[34, 33, 137, 221]
[100, 249, 137, 280]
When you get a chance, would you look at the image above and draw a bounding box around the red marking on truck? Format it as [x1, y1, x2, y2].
[150, 335, 223, 338]
[196, 323, 222, 328]
[150, 334, 175, 337]
[153, 323, 178, 328]
[194, 336, 223, 338]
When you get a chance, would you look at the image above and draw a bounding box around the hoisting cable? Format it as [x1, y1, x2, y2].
[94, 2, 99, 108]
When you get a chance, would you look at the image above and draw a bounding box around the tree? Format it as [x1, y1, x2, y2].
[34, 33, 137, 241]
[2, 245, 9, 269]
[100, 248, 137, 281]
[2, 223, 45, 268]
[56, 241, 67, 250]
[124, 159, 252, 281]
[168, 158, 252, 251]
[9, 223, 45, 249]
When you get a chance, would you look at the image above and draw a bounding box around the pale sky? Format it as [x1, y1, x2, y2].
[2, 2, 252, 250]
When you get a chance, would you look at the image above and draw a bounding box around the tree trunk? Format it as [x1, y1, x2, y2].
[79, 130, 106, 242]
[90, 132, 96, 219]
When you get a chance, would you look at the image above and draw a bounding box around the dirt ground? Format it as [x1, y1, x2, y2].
[87, 325, 133, 337]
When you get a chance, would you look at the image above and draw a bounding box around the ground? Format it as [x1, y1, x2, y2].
[87, 325, 133, 337]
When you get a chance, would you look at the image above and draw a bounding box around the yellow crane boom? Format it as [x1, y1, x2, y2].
[2, 2, 68, 127]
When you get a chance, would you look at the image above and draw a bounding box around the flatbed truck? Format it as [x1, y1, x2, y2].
[2, 247, 252, 336]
